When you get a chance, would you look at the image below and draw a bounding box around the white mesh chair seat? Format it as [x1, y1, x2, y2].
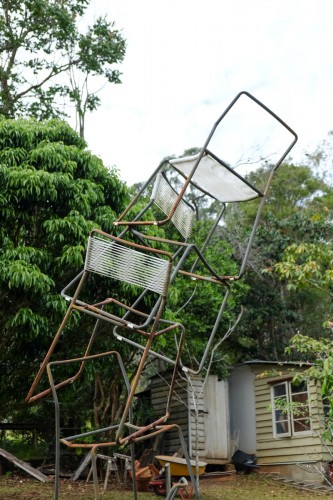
[170, 151, 263, 202]
[85, 234, 171, 296]
[151, 173, 196, 239]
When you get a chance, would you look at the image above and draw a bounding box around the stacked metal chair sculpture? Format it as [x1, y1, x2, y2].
[26, 91, 297, 500]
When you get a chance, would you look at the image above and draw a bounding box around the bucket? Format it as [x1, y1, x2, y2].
[135, 466, 152, 492]
[136, 476, 151, 492]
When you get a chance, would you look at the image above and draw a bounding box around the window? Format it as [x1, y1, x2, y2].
[271, 380, 311, 437]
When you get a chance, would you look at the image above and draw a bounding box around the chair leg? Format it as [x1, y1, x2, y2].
[86, 464, 92, 483]
[91, 448, 100, 500]
[132, 424, 200, 500]
[103, 459, 111, 492]
[175, 426, 200, 500]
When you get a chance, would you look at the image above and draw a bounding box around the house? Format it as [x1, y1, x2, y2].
[229, 360, 332, 482]
[147, 372, 230, 464]
[146, 360, 332, 483]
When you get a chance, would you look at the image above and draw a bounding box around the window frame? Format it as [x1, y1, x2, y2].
[270, 379, 312, 439]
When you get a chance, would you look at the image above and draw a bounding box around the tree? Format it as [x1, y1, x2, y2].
[237, 140, 333, 443]
[273, 243, 333, 296]
[0, 115, 130, 431]
[164, 219, 249, 374]
[282, 334, 333, 442]
[224, 162, 333, 360]
[0, 0, 126, 131]
[267, 198, 333, 439]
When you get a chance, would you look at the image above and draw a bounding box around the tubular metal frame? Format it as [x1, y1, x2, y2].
[26, 91, 298, 500]
[114, 91, 297, 233]
[46, 350, 137, 500]
[26, 229, 174, 404]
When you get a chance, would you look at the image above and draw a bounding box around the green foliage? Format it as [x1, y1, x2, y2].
[0, 116, 129, 426]
[270, 396, 308, 419]
[257, 160, 333, 350]
[0, 0, 126, 124]
[272, 242, 333, 292]
[0, 258, 54, 293]
[228, 161, 333, 359]
[285, 334, 333, 440]
[163, 220, 249, 371]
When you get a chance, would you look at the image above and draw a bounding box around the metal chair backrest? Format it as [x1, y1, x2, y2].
[151, 173, 196, 239]
[84, 233, 171, 296]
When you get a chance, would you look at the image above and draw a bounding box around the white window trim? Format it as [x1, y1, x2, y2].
[271, 380, 312, 439]
[290, 383, 312, 437]
[271, 381, 291, 438]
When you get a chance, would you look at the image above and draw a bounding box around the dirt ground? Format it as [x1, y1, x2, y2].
[0, 472, 332, 499]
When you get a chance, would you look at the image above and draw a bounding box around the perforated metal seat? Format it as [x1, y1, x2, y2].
[114, 171, 197, 242]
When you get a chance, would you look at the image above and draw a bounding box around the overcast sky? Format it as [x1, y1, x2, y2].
[78, 0, 333, 185]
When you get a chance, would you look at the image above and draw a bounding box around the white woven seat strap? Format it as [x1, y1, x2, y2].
[170, 153, 261, 202]
[85, 235, 170, 295]
[151, 173, 195, 239]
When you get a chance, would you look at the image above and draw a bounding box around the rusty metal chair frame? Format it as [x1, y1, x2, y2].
[26, 229, 176, 404]
[107, 91, 298, 377]
[110, 222, 234, 376]
[47, 339, 200, 499]
[26, 227, 198, 467]
[46, 350, 136, 499]
[114, 91, 298, 281]
[113, 285, 232, 376]
[26, 91, 298, 500]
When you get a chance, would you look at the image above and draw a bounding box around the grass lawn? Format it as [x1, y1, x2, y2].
[0, 473, 332, 499]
